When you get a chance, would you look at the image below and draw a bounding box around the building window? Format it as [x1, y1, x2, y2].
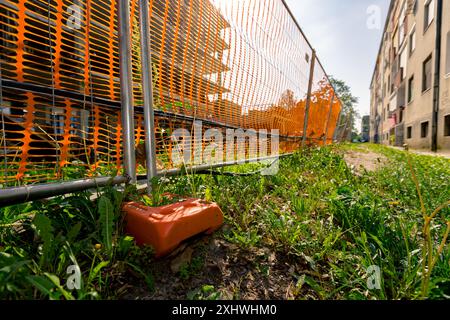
[424, 0, 435, 32]
[446, 32, 450, 76]
[445, 115, 450, 137]
[393, 29, 398, 53]
[400, 48, 407, 81]
[408, 75, 414, 103]
[422, 55, 432, 92]
[409, 28, 416, 56]
[421, 121, 429, 138]
[407, 126, 412, 139]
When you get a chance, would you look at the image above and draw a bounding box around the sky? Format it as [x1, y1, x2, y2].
[285, 0, 390, 126]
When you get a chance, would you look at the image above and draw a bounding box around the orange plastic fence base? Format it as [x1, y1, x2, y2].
[123, 199, 224, 257]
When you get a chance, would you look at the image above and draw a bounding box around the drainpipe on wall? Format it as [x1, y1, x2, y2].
[431, 0, 443, 152]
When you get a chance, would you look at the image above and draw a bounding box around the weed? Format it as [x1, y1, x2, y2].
[187, 285, 221, 300]
[179, 256, 204, 281]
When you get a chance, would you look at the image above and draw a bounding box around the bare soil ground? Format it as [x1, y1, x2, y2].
[121, 232, 320, 300]
[342, 147, 388, 174]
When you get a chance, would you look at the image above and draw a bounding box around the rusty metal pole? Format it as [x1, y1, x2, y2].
[340, 112, 352, 142]
[332, 109, 343, 142]
[323, 93, 335, 145]
[302, 50, 316, 148]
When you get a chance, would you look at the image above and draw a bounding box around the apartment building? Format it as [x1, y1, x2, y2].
[370, 0, 450, 151]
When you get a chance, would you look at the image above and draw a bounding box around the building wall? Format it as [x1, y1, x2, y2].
[370, 0, 450, 151]
[403, 0, 436, 149]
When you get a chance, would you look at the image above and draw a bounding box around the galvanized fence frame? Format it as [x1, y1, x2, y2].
[0, 0, 344, 207]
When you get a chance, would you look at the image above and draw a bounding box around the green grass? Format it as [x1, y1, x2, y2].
[0, 143, 449, 300]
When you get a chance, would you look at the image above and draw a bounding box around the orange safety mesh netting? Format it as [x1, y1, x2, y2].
[0, 0, 342, 186]
[307, 62, 338, 146]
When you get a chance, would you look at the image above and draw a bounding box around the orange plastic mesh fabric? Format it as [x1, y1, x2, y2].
[306, 62, 338, 146]
[0, 0, 341, 186]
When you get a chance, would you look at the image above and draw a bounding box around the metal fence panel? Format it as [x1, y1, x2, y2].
[0, 0, 342, 189]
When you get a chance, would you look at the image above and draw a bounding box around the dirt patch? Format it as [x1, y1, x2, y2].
[343, 148, 387, 174]
[120, 232, 320, 300]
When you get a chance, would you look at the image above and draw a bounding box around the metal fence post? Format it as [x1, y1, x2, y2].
[139, 0, 158, 192]
[323, 93, 335, 145]
[302, 50, 316, 148]
[340, 113, 352, 142]
[118, 0, 136, 183]
[332, 110, 343, 142]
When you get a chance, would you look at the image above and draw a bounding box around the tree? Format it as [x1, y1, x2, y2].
[278, 89, 296, 110]
[329, 76, 360, 140]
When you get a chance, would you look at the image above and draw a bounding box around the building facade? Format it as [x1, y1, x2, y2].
[370, 0, 450, 151]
